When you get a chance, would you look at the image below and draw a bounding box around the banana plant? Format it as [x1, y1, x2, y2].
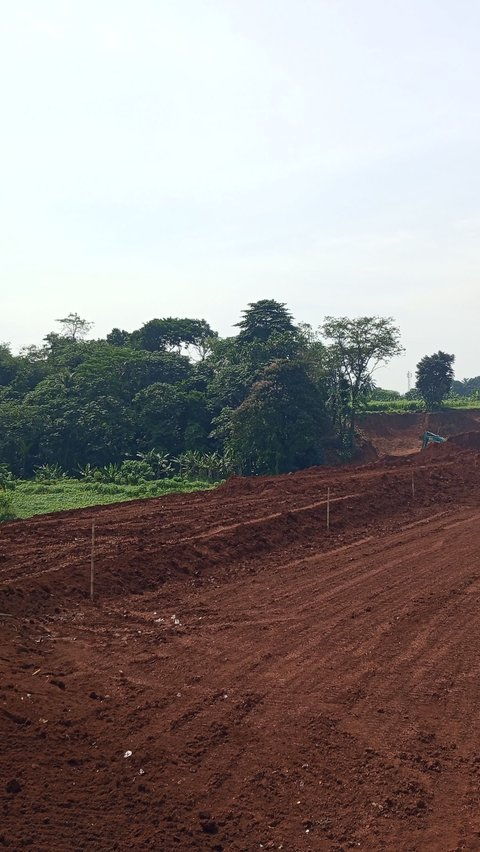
[34, 463, 66, 482]
[136, 450, 173, 479]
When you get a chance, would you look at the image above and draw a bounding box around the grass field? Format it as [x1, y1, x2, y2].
[4, 478, 215, 520]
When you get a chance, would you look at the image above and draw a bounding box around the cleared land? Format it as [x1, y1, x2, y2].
[2, 425, 480, 850]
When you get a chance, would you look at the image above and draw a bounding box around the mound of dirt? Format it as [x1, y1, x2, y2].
[379, 442, 480, 469]
[448, 430, 480, 451]
[1, 444, 480, 620]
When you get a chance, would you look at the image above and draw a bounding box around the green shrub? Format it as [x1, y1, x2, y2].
[365, 400, 425, 413]
[84, 482, 124, 495]
[0, 464, 16, 493]
[119, 459, 155, 484]
[96, 463, 122, 483]
[26, 483, 66, 494]
[0, 491, 16, 521]
[136, 450, 173, 478]
[443, 397, 480, 409]
[34, 463, 66, 482]
[369, 388, 401, 401]
[77, 463, 97, 481]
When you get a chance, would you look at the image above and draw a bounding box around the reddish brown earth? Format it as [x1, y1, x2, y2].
[2, 437, 480, 850]
[357, 410, 480, 457]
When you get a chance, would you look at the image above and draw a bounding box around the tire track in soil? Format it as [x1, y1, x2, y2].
[150, 506, 480, 850]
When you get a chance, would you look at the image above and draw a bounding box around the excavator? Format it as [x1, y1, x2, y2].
[421, 431, 446, 450]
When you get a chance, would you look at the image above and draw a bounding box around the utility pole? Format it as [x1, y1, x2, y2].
[407, 371, 412, 392]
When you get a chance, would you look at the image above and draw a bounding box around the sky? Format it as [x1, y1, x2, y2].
[1, 0, 479, 391]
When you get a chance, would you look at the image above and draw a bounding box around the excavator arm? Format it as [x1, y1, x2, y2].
[422, 431, 446, 450]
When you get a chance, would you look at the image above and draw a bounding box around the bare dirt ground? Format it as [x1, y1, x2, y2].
[2, 434, 480, 850]
[357, 410, 480, 457]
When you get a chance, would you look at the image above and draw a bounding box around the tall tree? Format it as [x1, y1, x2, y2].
[0, 344, 17, 386]
[451, 376, 480, 397]
[322, 316, 404, 445]
[226, 359, 329, 475]
[55, 313, 94, 341]
[106, 328, 131, 347]
[133, 317, 216, 356]
[416, 351, 455, 409]
[235, 299, 297, 344]
[0, 399, 42, 476]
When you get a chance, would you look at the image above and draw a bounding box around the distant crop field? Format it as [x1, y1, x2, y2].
[7, 478, 215, 520]
[364, 399, 480, 414]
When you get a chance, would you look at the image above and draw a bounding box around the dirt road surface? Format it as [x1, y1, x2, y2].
[2, 444, 480, 851]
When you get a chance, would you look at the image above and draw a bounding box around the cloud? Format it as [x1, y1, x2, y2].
[20, 11, 64, 37]
[453, 217, 480, 233]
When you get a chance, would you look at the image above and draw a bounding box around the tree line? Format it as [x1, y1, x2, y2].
[0, 302, 470, 479]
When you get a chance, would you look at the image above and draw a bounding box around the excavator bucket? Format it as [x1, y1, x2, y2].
[422, 431, 447, 449]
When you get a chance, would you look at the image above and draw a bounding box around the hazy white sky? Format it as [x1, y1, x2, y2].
[1, 0, 479, 390]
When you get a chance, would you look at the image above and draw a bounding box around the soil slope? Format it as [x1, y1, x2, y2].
[2, 445, 480, 851]
[357, 409, 480, 457]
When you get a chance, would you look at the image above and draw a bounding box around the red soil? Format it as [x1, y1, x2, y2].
[2, 441, 480, 850]
[448, 431, 480, 452]
[357, 409, 480, 457]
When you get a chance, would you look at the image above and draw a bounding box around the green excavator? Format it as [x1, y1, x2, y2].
[421, 431, 446, 450]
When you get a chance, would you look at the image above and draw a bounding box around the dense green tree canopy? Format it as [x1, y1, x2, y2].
[416, 351, 455, 409]
[0, 344, 17, 386]
[0, 303, 414, 478]
[235, 299, 297, 344]
[227, 359, 329, 475]
[452, 376, 480, 396]
[132, 317, 216, 355]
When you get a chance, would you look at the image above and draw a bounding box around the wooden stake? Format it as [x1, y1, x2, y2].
[90, 521, 95, 602]
[326, 487, 330, 530]
[411, 471, 415, 500]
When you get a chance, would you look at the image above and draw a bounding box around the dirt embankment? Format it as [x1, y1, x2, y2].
[2, 443, 480, 850]
[447, 430, 480, 451]
[357, 409, 480, 457]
